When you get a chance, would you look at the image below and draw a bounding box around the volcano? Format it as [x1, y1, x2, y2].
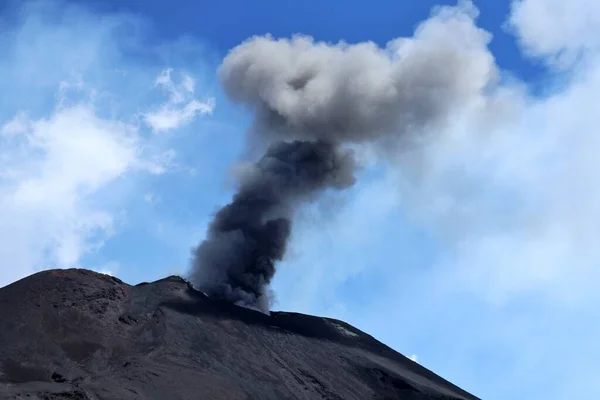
[0, 269, 478, 399]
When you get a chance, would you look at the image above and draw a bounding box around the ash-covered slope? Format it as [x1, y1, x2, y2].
[0, 269, 478, 400]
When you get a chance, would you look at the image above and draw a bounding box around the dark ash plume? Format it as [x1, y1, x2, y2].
[190, 2, 496, 312]
[190, 140, 355, 311]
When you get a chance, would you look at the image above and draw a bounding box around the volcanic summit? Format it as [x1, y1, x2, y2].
[0, 269, 478, 399]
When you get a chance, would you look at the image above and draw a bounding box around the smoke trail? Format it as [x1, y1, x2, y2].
[190, 1, 497, 312]
[190, 140, 355, 310]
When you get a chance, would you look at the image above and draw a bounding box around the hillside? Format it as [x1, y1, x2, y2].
[0, 269, 478, 400]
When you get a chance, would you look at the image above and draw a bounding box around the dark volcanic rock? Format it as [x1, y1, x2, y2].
[0, 269, 478, 400]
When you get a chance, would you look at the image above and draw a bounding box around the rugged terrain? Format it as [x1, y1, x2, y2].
[0, 269, 478, 399]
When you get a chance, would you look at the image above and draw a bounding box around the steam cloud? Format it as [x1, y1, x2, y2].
[190, 2, 497, 312]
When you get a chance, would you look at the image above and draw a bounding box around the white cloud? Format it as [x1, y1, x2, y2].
[402, 0, 600, 306]
[0, 103, 163, 286]
[0, 2, 214, 288]
[144, 99, 215, 132]
[144, 68, 215, 133]
[1, 113, 30, 137]
[409, 354, 419, 363]
[509, 0, 600, 63]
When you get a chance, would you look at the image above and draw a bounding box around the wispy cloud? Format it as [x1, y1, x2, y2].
[94, 261, 119, 277]
[144, 68, 215, 133]
[0, 112, 30, 137]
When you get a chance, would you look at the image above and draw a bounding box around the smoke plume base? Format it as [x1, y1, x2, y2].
[191, 140, 355, 312]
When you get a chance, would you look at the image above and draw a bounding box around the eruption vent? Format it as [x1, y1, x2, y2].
[190, 2, 496, 312]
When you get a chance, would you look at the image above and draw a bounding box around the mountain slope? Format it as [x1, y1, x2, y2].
[0, 269, 478, 400]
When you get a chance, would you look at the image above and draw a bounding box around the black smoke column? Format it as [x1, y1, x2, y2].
[190, 140, 355, 312]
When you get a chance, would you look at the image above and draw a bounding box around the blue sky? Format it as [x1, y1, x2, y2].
[1, 0, 599, 399]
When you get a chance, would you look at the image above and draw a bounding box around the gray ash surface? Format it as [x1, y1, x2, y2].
[0, 269, 478, 400]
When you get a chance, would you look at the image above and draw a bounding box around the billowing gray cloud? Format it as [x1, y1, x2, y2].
[190, 1, 498, 312]
[218, 2, 495, 145]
